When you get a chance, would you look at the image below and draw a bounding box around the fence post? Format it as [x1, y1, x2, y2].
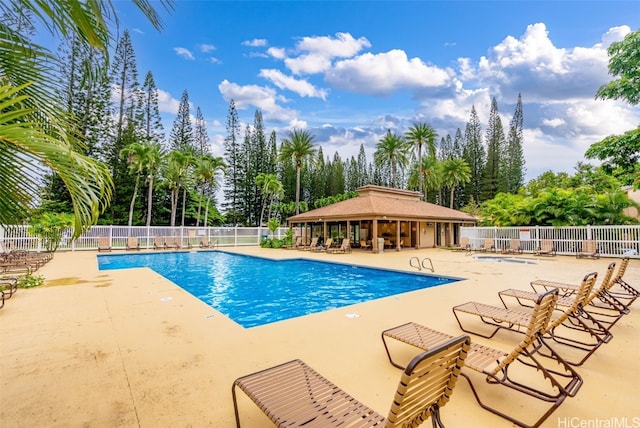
[586, 224, 592, 240]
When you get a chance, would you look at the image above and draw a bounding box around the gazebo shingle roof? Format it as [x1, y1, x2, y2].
[287, 185, 476, 223]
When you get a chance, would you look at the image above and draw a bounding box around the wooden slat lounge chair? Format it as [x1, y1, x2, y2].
[606, 257, 638, 307]
[165, 236, 180, 250]
[97, 237, 111, 252]
[298, 237, 318, 251]
[452, 272, 597, 340]
[501, 270, 614, 366]
[311, 237, 332, 252]
[453, 236, 471, 253]
[528, 262, 631, 333]
[502, 239, 522, 254]
[282, 236, 302, 250]
[535, 239, 556, 256]
[153, 236, 166, 250]
[126, 236, 140, 251]
[200, 236, 211, 248]
[233, 334, 470, 428]
[327, 238, 351, 254]
[576, 240, 599, 259]
[360, 239, 372, 250]
[479, 238, 495, 252]
[383, 289, 582, 428]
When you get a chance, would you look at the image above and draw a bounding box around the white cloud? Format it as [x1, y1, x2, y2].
[267, 47, 286, 60]
[174, 47, 195, 60]
[325, 49, 452, 95]
[258, 69, 328, 99]
[243, 38, 268, 47]
[218, 79, 299, 123]
[542, 118, 565, 128]
[156, 89, 180, 114]
[278, 32, 371, 75]
[460, 23, 616, 102]
[599, 25, 631, 49]
[296, 32, 370, 58]
[200, 44, 216, 53]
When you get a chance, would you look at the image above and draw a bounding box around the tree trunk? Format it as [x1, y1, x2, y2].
[146, 175, 154, 227]
[128, 173, 140, 227]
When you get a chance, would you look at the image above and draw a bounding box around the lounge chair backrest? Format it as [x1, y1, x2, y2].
[541, 239, 553, 250]
[386, 335, 470, 428]
[128, 237, 138, 246]
[460, 237, 469, 247]
[614, 257, 629, 283]
[592, 262, 616, 297]
[98, 237, 110, 246]
[492, 289, 559, 375]
[309, 237, 318, 247]
[484, 238, 494, 246]
[582, 240, 596, 253]
[324, 238, 333, 247]
[154, 236, 164, 245]
[547, 272, 598, 332]
[510, 239, 520, 250]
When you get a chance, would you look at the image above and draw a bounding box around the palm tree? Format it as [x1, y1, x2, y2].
[120, 143, 149, 227]
[194, 155, 226, 226]
[165, 150, 191, 226]
[279, 129, 316, 215]
[440, 158, 472, 209]
[256, 173, 284, 226]
[374, 130, 411, 188]
[405, 123, 438, 198]
[0, 1, 169, 236]
[408, 157, 441, 202]
[144, 143, 163, 227]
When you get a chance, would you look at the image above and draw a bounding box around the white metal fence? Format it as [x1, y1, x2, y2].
[461, 225, 640, 258]
[0, 225, 291, 252]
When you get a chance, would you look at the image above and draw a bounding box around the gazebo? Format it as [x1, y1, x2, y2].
[287, 185, 477, 253]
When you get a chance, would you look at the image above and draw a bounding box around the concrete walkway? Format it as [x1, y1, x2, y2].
[1, 247, 638, 427]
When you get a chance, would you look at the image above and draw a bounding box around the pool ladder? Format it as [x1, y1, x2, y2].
[409, 256, 434, 272]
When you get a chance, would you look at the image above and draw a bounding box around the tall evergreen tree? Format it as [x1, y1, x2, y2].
[482, 97, 507, 199]
[462, 105, 486, 204]
[43, 34, 111, 215]
[356, 144, 369, 187]
[140, 71, 165, 146]
[194, 106, 209, 155]
[222, 100, 244, 225]
[169, 90, 194, 152]
[107, 29, 143, 223]
[505, 93, 525, 193]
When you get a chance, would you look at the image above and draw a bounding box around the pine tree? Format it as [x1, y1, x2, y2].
[194, 106, 209, 155]
[141, 71, 165, 146]
[357, 144, 369, 187]
[463, 106, 485, 204]
[505, 93, 525, 193]
[222, 99, 245, 225]
[107, 29, 143, 223]
[43, 35, 111, 214]
[481, 97, 506, 199]
[170, 90, 194, 152]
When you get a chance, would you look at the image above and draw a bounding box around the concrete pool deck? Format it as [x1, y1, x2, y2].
[1, 247, 638, 427]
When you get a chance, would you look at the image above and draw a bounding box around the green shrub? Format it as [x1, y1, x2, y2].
[17, 273, 45, 288]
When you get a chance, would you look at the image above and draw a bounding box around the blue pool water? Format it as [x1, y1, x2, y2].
[98, 251, 460, 328]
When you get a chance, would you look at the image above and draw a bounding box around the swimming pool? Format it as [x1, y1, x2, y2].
[98, 251, 461, 328]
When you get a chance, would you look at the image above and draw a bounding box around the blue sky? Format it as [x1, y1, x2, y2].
[113, 1, 640, 181]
